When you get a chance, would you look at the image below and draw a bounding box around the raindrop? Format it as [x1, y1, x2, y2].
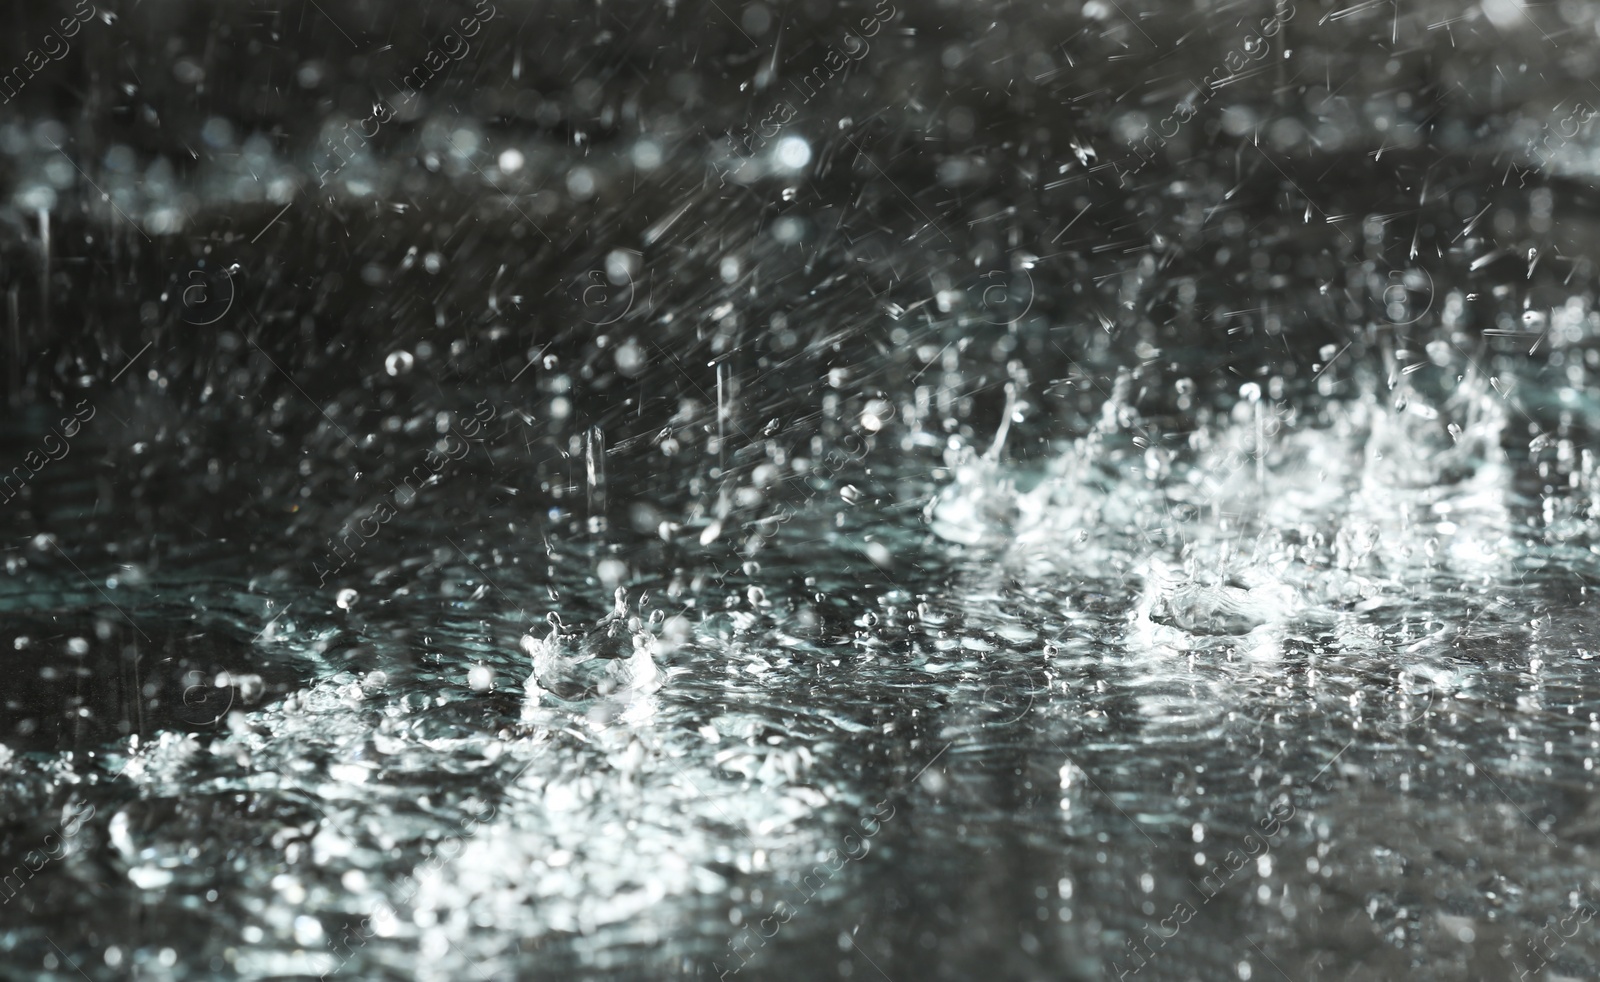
[774, 135, 811, 171]
[468, 665, 494, 692]
[385, 350, 414, 376]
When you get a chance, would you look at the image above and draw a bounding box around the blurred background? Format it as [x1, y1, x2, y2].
[3, 0, 1600, 979]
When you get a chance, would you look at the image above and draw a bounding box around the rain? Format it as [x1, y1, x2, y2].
[3, 0, 1600, 979]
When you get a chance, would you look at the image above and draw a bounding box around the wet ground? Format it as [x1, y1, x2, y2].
[4, 0, 1600, 979]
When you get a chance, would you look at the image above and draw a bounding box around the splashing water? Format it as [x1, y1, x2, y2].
[7, 0, 1600, 980]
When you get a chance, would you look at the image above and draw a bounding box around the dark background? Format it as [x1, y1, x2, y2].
[3, 0, 1599, 980]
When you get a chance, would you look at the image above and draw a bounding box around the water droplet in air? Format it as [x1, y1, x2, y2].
[468, 665, 494, 692]
[774, 135, 811, 171]
[385, 351, 414, 376]
[336, 588, 359, 610]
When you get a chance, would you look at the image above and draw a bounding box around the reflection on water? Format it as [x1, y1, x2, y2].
[5, 0, 1600, 978]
